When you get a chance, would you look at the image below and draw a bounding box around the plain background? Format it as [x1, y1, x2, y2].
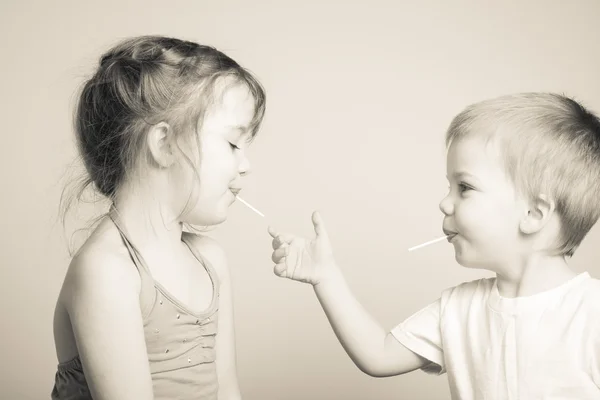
[2, 0, 600, 399]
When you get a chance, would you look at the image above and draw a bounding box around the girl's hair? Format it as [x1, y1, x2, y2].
[60, 35, 266, 252]
[445, 92, 600, 257]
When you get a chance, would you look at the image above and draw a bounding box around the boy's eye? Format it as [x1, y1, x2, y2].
[229, 142, 240, 150]
[458, 182, 472, 192]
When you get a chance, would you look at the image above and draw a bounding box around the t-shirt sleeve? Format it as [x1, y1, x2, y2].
[390, 298, 445, 375]
[591, 319, 600, 389]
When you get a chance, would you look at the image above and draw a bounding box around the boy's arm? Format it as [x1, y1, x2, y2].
[314, 265, 430, 376]
[269, 212, 431, 377]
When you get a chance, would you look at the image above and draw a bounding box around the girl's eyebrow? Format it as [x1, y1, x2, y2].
[226, 124, 249, 134]
[226, 125, 253, 144]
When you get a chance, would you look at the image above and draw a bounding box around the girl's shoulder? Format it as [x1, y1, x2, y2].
[59, 218, 141, 308]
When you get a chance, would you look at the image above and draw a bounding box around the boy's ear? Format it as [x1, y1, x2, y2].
[519, 194, 555, 235]
[147, 122, 176, 168]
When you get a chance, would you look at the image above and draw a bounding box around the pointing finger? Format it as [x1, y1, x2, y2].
[267, 226, 279, 239]
[271, 233, 296, 249]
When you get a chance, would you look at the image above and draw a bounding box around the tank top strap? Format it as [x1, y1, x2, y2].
[181, 234, 221, 300]
[108, 205, 157, 318]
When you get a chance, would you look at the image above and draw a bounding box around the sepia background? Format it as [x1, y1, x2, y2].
[1, 0, 599, 398]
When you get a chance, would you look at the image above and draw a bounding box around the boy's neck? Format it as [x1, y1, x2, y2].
[495, 253, 577, 298]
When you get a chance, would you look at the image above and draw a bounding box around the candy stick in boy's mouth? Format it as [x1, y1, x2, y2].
[408, 235, 450, 252]
[236, 196, 265, 218]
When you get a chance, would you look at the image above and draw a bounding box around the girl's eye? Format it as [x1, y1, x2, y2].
[229, 142, 240, 150]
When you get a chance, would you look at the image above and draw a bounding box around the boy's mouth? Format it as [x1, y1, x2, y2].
[230, 188, 242, 196]
[443, 229, 458, 241]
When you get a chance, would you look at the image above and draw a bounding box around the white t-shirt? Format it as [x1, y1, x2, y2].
[391, 272, 600, 399]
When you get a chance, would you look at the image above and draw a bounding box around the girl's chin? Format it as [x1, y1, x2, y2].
[181, 208, 228, 227]
[179, 198, 233, 225]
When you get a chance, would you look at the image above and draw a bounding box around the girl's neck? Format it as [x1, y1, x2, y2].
[495, 253, 576, 298]
[111, 188, 184, 256]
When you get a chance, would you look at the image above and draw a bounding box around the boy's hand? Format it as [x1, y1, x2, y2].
[268, 211, 336, 286]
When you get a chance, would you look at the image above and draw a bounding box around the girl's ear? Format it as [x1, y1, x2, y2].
[147, 122, 176, 168]
[519, 194, 555, 235]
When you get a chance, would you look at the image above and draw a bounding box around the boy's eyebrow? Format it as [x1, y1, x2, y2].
[447, 171, 479, 182]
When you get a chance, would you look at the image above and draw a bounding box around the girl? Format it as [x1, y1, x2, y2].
[52, 35, 265, 400]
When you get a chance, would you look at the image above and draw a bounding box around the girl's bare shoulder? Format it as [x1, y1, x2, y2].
[59, 218, 141, 309]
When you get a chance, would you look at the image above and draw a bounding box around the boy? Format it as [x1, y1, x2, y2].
[269, 93, 600, 399]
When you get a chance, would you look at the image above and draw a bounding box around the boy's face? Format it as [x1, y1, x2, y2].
[440, 136, 527, 270]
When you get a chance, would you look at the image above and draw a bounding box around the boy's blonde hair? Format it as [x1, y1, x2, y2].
[446, 93, 600, 257]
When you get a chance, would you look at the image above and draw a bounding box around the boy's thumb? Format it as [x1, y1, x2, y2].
[312, 211, 328, 239]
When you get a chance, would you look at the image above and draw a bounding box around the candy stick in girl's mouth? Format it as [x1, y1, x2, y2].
[236, 196, 265, 218]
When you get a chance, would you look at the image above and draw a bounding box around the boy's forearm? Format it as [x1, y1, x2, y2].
[313, 264, 388, 375]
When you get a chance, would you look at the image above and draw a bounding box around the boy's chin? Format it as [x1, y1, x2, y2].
[454, 251, 482, 269]
[454, 252, 496, 272]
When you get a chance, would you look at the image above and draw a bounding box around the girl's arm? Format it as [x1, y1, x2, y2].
[190, 235, 242, 400]
[61, 248, 154, 400]
[269, 212, 430, 377]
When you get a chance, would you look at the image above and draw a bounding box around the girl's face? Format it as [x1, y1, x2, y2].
[172, 81, 256, 226]
[439, 136, 528, 270]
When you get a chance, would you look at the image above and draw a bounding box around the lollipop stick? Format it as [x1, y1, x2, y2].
[408, 235, 449, 252]
[236, 196, 265, 218]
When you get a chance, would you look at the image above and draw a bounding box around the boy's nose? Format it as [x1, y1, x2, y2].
[439, 194, 454, 216]
[239, 155, 251, 176]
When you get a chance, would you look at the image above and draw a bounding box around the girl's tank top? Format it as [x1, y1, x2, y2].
[51, 210, 221, 399]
